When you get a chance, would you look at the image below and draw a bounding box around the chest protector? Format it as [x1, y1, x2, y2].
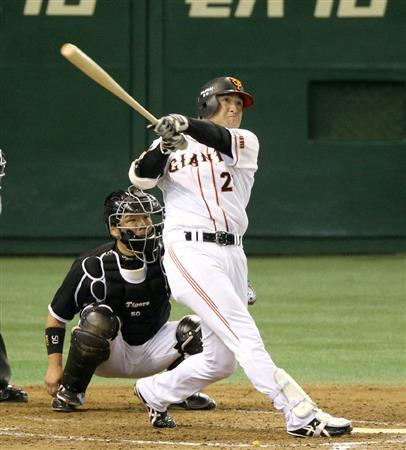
[88, 251, 171, 345]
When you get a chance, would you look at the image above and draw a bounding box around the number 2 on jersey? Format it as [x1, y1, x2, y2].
[220, 172, 233, 192]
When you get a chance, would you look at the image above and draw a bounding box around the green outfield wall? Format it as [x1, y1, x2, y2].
[0, 0, 405, 255]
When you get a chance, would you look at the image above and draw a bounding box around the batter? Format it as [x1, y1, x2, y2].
[129, 77, 352, 438]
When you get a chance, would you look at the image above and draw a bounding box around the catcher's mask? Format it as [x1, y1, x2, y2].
[103, 186, 164, 264]
[197, 76, 254, 118]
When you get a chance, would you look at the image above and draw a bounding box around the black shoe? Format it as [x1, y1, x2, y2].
[134, 384, 176, 428]
[52, 396, 78, 412]
[288, 410, 352, 438]
[56, 386, 84, 407]
[170, 392, 216, 410]
[0, 385, 28, 403]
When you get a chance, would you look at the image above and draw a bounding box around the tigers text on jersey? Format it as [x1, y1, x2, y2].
[158, 128, 259, 240]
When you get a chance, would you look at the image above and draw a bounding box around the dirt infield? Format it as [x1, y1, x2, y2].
[0, 384, 405, 449]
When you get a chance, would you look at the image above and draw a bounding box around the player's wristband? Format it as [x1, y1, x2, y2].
[45, 327, 65, 355]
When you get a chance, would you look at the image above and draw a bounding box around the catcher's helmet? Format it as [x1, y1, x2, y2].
[103, 186, 164, 263]
[197, 76, 254, 118]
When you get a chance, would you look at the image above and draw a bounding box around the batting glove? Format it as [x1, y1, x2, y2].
[153, 116, 175, 140]
[160, 134, 187, 154]
[169, 114, 189, 133]
[153, 114, 189, 140]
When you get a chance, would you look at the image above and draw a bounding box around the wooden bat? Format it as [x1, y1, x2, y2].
[60, 43, 158, 124]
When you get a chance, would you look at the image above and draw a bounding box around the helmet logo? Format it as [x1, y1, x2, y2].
[200, 86, 214, 98]
[230, 77, 242, 91]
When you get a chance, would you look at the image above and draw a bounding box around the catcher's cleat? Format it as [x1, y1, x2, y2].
[56, 386, 85, 407]
[51, 396, 78, 412]
[0, 384, 28, 403]
[169, 392, 216, 410]
[288, 410, 352, 438]
[134, 384, 176, 428]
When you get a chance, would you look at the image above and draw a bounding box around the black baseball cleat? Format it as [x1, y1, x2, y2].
[0, 384, 28, 403]
[134, 383, 176, 428]
[169, 392, 216, 410]
[56, 386, 85, 407]
[51, 396, 78, 412]
[288, 410, 352, 438]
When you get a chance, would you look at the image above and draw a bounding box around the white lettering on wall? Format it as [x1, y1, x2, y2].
[24, 0, 42, 14]
[186, 0, 233, 18]
[24, 0, 97, 16]
[337, 0, 388, 18]
[314, 0, 335, 18]
[23, 0, 389, 18]
[187, 0, 388, 18]
[235, 0, 283, 17]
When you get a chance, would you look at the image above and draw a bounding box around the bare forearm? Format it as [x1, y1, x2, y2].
[45, 313, 65, 329]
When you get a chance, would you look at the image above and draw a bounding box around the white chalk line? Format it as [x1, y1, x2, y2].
[353, 427, 406, 435]
[11, 413, 406, 430]
[354, 420, 406, 427]
[1, 427, 406, 449]
[232, 411, 406, 427]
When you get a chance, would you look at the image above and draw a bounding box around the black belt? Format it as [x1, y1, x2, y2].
[184, 231, 242, 246]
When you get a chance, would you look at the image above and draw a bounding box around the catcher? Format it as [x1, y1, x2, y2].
[44, 186, 215, 415]
[0, 149, 28, 403]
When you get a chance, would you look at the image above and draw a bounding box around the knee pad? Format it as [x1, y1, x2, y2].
[60, 305, 120, 394]
[174, 315, 203, 355]
[80, 304, 120, 341]
[274, 368, 316, 418]
[71, 327, 110, 363]
[61, 327, 111, 394]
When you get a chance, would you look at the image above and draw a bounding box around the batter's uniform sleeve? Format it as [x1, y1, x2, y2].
[129, 138, 170, 190]
[223, 128, 259, 170]
[183, 117, 259, 169]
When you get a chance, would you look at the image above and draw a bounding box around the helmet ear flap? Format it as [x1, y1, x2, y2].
[199, 95, 219, 118]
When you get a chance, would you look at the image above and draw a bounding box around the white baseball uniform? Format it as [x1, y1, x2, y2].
[130, 128, 317, 431]
[95, 321, 180, 379]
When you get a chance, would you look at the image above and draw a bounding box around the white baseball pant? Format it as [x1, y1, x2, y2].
[136, 240, 316, 430]
[95, 321, 180, 379]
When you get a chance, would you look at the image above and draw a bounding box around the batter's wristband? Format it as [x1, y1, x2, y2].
[45, 327, 65, 355]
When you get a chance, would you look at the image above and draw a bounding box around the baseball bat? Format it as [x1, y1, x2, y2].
[60, 43, 158, 124]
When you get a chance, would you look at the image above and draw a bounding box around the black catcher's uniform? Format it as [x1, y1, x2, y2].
[46, 187, 214, 415]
